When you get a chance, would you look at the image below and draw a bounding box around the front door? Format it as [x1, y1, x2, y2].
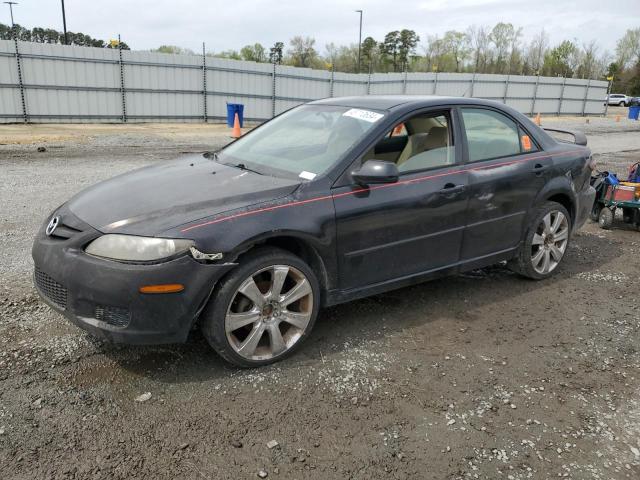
[332, 109, 469, 291]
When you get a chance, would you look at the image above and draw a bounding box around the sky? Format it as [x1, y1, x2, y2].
[3, 0, 639, 56]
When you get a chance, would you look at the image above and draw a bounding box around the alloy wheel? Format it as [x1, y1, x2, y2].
[225, 265, 314, 361]
[530, 210, 569, 275]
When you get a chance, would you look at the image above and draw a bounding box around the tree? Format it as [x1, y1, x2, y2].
[240, 43, 267, 63]
[0, 22, 124, 48]
[467, 25, 490, 73]
[524, 29, 549, 74]
[361, 36, 378, 69]
[615, 28, 640, 69]
[287, 36, 318, 68]
[443, 30, 470, 72]
[424, 34, 447, 72]
[398, 29, 420, 70]
[269, 42, 284, 64]
[152, 45, 195, 55]
[382, 31, 401, 71]
[542, 40, 578, 77]
[490, 22, 516, 73]
[214, 50, 242, 60]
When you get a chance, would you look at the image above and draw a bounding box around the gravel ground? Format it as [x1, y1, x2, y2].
[1, 112, 640, 479]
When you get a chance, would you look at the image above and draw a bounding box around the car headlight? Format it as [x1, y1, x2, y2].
[85, 234, 194, 262]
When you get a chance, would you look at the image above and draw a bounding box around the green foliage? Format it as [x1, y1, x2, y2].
[240, 43, 267, 63]
[269, 42, 284, 64]
[286, 36, 319, 68]
[213, 50, 242, 60]
[0, 22, 127, 48]
[152, 45, 195, 55]
[542, 40, 578, 77]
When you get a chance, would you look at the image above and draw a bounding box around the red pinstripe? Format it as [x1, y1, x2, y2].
[180, 150, 579, 233]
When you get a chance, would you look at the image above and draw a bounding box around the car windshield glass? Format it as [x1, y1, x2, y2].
[217, 104, 385, 180]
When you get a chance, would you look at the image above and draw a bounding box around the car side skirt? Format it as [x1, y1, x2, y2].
[324, 246, 518, 307]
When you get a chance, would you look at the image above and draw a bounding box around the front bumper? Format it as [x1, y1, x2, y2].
[574, 185, 597, 231]
[32, 208, 234, 344]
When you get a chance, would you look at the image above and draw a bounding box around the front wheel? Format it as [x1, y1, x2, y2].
[200, 247, 320, 368]
[508, 201, 571, 280]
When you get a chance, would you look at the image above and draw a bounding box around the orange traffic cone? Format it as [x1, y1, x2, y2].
[534, 113, 541, 125]
[231, 112, 242, 138]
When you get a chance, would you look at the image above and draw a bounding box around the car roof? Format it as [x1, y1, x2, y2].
[309, 95, 505, 111]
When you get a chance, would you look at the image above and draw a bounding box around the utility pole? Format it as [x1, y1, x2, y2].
[4, 1, 17, 27]
[355, 9, 362, 73]
[61, 0, 68, 45]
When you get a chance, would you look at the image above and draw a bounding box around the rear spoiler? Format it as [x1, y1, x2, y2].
[543, 128, 587, 147]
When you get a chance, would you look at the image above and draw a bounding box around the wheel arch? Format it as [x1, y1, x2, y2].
[545, 192, 575, 224]
[229, 232, 333, 301]
[533, 177, 576, 224]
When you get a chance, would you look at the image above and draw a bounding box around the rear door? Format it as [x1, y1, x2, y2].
[458, 106, 551, 262]
[332, 109, 469, 290]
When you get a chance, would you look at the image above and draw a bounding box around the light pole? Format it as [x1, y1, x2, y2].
[4, 1, 17, 27]
[61, 0, 68, 44]
[355, 9, 362, 73]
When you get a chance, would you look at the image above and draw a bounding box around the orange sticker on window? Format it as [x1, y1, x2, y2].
[522, 135, 532, 151]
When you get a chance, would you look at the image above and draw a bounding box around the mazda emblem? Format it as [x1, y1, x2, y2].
[46, 216, 60, 236]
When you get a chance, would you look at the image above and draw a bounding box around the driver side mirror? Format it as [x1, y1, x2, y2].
[352, 160, 399, 185]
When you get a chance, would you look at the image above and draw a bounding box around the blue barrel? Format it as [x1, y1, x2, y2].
[628, 105, 640, 121]
[226, 103, 245, 127]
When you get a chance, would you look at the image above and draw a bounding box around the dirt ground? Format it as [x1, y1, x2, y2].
[1, 109, 640, 479]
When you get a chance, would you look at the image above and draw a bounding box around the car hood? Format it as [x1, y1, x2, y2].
[67, 154, 301, 237]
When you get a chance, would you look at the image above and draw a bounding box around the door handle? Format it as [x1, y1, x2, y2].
[531, 163, 550, 174]
[438, 183, 466, 195]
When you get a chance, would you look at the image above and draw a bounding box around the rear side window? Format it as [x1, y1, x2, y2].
[462, 108, 524, 162]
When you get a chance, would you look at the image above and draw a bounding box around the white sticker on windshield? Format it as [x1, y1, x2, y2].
[342, 108, 384, 123]
[299, 171, 317, 180]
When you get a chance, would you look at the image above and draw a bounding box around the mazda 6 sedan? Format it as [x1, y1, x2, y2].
[33, 96, 596, 367]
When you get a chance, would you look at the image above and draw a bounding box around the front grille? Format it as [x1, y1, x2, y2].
[34, 267, 67, 310]
[47, 220, 83, 241]
[95, 305, 131, 328]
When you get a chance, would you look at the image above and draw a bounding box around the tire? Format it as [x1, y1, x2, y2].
[590, 202, 603, 222]
[200, 247, 320, 368]
[598, 207, 614, 230]
[508, 201, 571, 280]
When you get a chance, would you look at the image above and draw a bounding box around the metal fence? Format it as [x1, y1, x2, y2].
[0, 39, 609, 124]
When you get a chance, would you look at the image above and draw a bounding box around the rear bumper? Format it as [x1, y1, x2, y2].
[32, 213, 234, 344]
[574, 185, 596, 231]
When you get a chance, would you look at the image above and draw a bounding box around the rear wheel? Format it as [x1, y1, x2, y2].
[508, 201, 571, 280]
[200, 247, 320, 368]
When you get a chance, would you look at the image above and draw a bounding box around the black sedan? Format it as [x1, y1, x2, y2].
[33, 96, 596, 367]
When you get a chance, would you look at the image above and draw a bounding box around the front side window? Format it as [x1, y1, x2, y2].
[461, 108, 523, 162]
[219, 105, 385, 180]
[364, 112, 455, 174]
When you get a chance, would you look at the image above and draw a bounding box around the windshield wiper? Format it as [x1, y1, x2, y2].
[230, 163, 264, 175]
[224, 162, 264, 176]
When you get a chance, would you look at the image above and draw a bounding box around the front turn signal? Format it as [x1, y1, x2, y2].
[139, 284, 185, 294]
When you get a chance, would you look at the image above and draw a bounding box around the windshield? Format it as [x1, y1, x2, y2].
[218, 104, 386, 180]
